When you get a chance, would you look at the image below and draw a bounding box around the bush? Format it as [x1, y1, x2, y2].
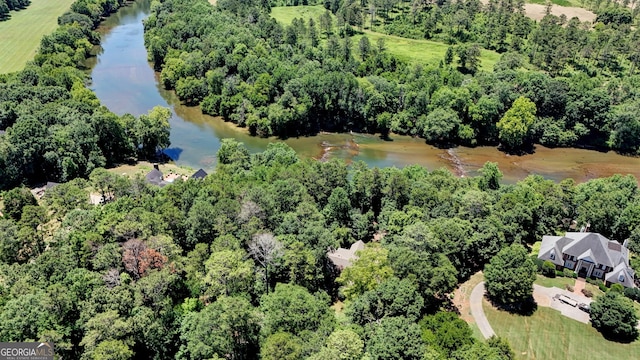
[531, 256, 543, 272]
[542, 261, 556, 277]
[624, 287, 640, 302]
[565, 284, 574, 292]
[582, 289, 593, 298]
[611, 284, 625, 293]
[563, 269, 576, 278]
[555, 270, 565, 277]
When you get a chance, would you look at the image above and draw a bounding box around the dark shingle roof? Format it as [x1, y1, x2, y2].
[191, 169, 208, 179]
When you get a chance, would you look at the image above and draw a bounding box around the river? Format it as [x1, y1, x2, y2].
[87, 0, 640, 183]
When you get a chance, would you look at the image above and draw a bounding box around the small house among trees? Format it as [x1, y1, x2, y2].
[538, 232, 635, 288]
[327, 240, 365, 270]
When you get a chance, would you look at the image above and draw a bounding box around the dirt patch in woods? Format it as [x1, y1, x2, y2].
[478, 0, 597, 23]
[524, 3, 597, 22]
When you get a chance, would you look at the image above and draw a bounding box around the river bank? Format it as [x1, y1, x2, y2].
[87, 0, 640, 184]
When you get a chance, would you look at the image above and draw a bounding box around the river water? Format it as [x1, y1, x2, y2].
[87, 0, 640, 183]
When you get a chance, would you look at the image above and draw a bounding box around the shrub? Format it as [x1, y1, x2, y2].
[555, 270, 565, 277]
[542, 261, 556, 277]
[531, 256, 544, 272]
[624, 287, 640, 302]
[582, 288, 593, 297]
[563, 269, 575, 278]
[611, 283, 625, 293]
[565, 284, 574, 292]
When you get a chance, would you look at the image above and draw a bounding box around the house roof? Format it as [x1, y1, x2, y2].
[538, 232, 635, 287]
[145, 169, 168, 187]
[191, 169, 208, 179]
[327, 240, 366, 269]
[539, 235, 570, 266]
[605, 262, 636, 288]
[562, 233, 619, 268]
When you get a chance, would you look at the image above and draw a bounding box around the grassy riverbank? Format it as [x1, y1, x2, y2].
[0, 0, 76, 74]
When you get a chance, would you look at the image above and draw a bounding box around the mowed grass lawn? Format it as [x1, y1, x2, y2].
[270, 5, 500, 71]
[484, 299, 640, 360]
[0, 0, 76, 74]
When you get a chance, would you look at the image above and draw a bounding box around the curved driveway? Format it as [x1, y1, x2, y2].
[470, 281, 496, 339]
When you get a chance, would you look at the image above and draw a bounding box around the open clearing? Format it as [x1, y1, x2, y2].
[0, 0, 76, 74]
[524, 3, 597, 22]
[271, 5, 500, 71]
[483, 298, 640, 360]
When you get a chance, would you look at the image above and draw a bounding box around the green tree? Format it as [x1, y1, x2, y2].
[178, 296, 260, 359]
[478, 162, 503, 191]
[419, 108, 460, 144]
[260, 332, 304, 360]
[259, 283, 335, 338]
[2, 186, 37, 221]
[346, 277, 424, 325]
[309, 329, 364, 360]
[203, 249, 254, 299]
[484, 244, 537, 307]
[497, 97, 537, 151]
[590, 292, 639, 341]
[366, 316, 425, 360]
[92, 340, 134, 360]
[420, 311, 474, 357]
[336, 244, 393, 300]
[129, 106, 171, 158]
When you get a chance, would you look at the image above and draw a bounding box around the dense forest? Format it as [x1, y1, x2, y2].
[0, 0, 30, 21]
[2, 139, 640, 359]
[1, 0, 640, 358]
[144, 0, 640, 153]
[0, 0, 171, 190]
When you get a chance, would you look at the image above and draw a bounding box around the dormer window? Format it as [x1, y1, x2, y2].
[550, 252, 555, 260]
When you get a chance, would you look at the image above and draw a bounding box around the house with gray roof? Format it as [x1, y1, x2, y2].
[538, 232, 635, 288]
[327, 240, 366, 270]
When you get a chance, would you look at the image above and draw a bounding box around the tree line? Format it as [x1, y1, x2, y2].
[0, 0, 30, 21]
[145, 0, 640, 154]
[1, 139, 640, 358]
[0, 0, 171, 190]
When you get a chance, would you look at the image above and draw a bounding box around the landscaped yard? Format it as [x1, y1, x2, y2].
[484, 299, 640, 360]
[270, 5, 500, 71]
[534, 274, 605, 297]
[0, 0, 76, 74]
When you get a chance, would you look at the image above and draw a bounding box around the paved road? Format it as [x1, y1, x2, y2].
[470, 281, 496, 339]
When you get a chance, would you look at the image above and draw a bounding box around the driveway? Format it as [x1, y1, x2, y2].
[470, 282, 496, 339]
[469, 282, 593, 340]
[533, 285, 592, 323]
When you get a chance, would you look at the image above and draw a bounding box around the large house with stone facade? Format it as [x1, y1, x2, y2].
[538, 232, 636, 288]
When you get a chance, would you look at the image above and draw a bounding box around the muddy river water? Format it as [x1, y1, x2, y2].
[87, 0, 640, 183]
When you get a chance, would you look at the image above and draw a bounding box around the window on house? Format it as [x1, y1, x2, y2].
[550, 253, 555, 260]
[619, 274, 625, 282]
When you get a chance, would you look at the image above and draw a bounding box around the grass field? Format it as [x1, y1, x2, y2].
[484, 299, 640, 360]
[270, 5, 500, 71]
[0, 0, 76, 74]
